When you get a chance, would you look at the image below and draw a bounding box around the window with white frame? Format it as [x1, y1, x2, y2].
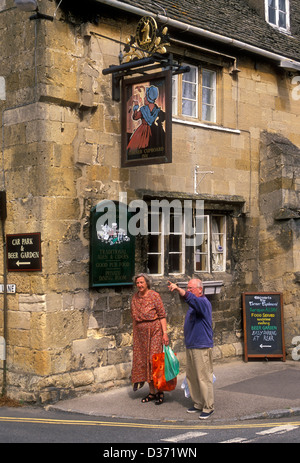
[172, 64, 217, 123]
[265, 0, 290, 31]
[146, 208, 226, 275]
[147, 209, 185, 275]
[147, 210, 163, 275]
[194, 214, 226, 273]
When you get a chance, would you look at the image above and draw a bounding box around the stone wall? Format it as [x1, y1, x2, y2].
[259, 131, 300, 355]
[0, 1, 299, 403]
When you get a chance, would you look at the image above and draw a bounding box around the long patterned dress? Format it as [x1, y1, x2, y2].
[131, 290, 166, 384]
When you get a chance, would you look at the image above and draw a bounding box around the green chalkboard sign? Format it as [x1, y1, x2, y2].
[90, 200, 135, 287]
[242, 292, 285, 361]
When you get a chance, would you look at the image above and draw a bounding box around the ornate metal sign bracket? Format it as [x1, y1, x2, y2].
[102, 16, 190, 101]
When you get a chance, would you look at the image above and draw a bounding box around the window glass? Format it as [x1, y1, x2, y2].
[168, 212, 183, 274]
[194, 215, 209, 272]
[147, 212, 162, 274]
[267, 0, 289, 30]
[146, 207, 226, 275]
[172, 64, 216, 122]
[279, 0, 286, 11]
[172, 75, 178, 116]
[202, 69, 216, 122]
[182, 65, 198, 118]
[211, 215, 226, 272]
[278, 11, 286, 28]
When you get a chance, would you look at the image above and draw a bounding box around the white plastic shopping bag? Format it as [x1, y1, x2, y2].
[181, 374, 216, 399]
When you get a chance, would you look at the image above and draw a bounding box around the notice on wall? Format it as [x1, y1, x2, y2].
[90, 201, 135, 287]
[242, 292, 285, 361]
[6, 233, 42, 272]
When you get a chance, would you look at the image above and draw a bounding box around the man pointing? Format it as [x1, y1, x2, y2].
[168, 279, 214, 419]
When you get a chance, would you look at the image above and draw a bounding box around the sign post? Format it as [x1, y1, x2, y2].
[242, 292, 285, 361]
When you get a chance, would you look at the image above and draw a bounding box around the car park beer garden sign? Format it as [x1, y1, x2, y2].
[6, 233, 42, 272]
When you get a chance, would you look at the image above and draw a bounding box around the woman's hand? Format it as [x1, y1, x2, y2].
[162, 332, 169, 346]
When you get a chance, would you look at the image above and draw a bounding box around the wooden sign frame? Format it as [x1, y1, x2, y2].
[121, 70, 172, 167]
[242, 292, 285, 362]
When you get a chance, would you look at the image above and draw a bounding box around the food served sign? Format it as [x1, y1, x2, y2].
[242, 292, 285, 361]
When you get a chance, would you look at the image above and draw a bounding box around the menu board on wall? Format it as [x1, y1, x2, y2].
[242, 292, 285, 361]
[90, 201, 135, 287]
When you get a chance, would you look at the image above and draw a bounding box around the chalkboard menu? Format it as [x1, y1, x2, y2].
[242, 292, 285, 361]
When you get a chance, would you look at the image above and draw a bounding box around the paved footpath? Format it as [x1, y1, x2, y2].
[48, 359, 300, 423]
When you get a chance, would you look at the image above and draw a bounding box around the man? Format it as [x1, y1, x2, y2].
[168, 279, 214, 419]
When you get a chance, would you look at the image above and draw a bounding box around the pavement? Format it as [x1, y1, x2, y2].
[48, 359, 300, 423]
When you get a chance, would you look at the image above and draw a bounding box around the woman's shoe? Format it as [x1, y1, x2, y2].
[155, 392, 164, 405]
[133, 382, 145, 392]
[141, 393, 156, 403]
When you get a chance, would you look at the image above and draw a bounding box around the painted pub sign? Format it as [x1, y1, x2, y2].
[121, 70, 172, 167]
[90, 201, 135, 287]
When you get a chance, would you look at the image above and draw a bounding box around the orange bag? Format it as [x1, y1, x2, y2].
[152, 352, 177, 391]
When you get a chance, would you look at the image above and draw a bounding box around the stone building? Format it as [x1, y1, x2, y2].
[0, 0, 299, 402]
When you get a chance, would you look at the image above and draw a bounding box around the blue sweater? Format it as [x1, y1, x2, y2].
[183, 292, 213, 349]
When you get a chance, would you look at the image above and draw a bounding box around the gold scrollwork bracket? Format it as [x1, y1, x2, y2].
[102, 16, 191, 101]
[122, 16, 170, 63]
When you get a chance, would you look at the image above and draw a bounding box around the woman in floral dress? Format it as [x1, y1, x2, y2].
[131, 273, 169, 405]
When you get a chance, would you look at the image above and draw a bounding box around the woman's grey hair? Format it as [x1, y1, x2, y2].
[133, 273, 152, 289]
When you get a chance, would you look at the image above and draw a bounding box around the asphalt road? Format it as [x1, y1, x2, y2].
[0, 406, 299, 446]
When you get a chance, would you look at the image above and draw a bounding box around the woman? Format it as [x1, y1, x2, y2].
[131, 273, 169, 405]
[127, 86, 161, 152]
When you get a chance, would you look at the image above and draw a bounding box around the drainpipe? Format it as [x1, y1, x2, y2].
[0, 191, 7, 396]
[93, 0, 300, 69]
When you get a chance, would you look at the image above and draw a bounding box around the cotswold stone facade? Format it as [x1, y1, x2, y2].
[0, 0, 299, 402]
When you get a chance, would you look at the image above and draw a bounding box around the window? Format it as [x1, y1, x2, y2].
[172, 64, 217, 123]
[147, 210, 163, 275]
[168, 211, 184, 274]
[194, 214, 226, 273]
[266, 0, 290, 31]
[146, 206, 226, 275]
[147, 209, 185, 275]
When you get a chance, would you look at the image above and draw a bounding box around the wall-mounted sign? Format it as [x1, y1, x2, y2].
[90, 201, 135, 287]
[0, 284, 16, 294]
[6, 233, 42, 272]
[121, 70, 172, 167]
[242, 292, 285, 361]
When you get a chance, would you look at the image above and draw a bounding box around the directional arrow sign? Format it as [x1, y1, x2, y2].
[260, 344, 272, 348]
[6, 233, 42, 272]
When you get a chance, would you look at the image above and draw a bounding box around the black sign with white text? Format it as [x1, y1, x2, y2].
[242, 292, 285, 361]
[6, 233, 42, 272]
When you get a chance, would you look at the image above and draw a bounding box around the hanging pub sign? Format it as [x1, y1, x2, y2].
[242, 292, 285, 361]
[121, 70, 172, 167]
[90, 200, 135, 287]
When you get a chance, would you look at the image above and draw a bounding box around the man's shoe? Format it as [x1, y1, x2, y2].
[187, 407, 201, 413]
[199, 410, 214, 420]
